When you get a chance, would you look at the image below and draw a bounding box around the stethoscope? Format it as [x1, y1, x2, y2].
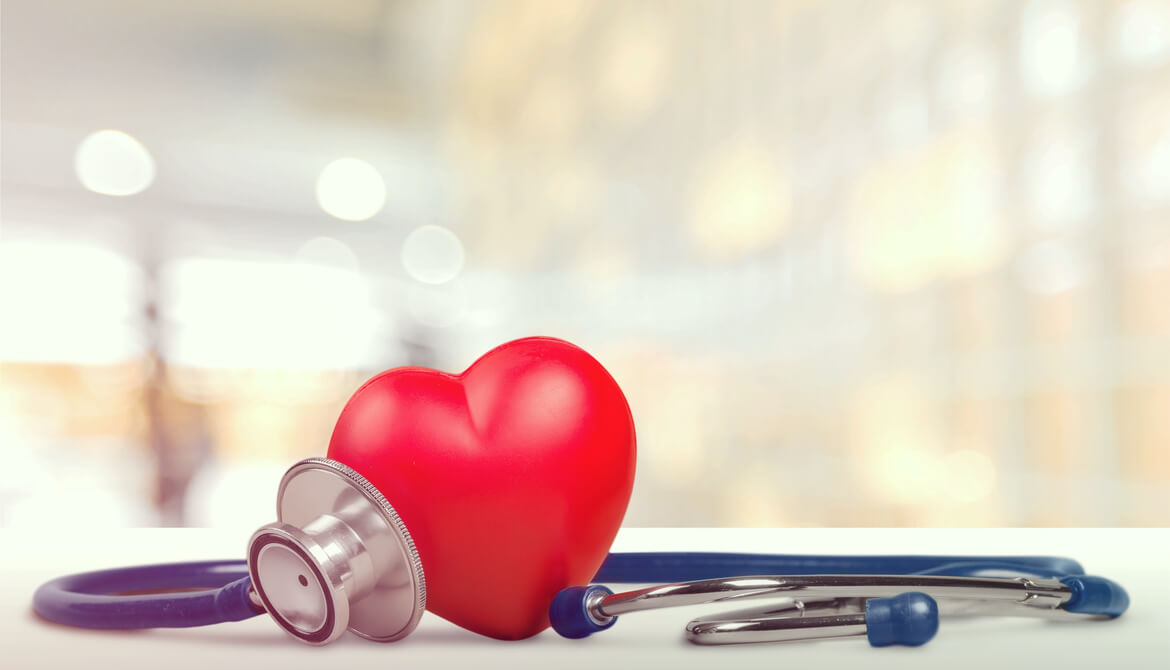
[34, 457, 1129, 648]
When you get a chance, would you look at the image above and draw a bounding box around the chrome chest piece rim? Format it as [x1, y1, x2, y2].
[248, 458, 426, 645]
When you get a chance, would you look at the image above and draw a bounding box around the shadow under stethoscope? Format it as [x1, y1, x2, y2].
[27, 606, 290, 649]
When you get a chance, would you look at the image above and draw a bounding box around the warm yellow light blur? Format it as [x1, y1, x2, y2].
[944, 449, 998, 503]
[516, 76, 581, 147]
[846, 148, 939, 293]
[936, 131, 1010, 277]
[691, 143, 790, 261]
[847, 128, 1009, 292]
[852, 374, 944, 506]
[594, 8, 673, 125]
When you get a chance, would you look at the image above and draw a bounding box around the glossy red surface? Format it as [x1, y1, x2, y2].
[327, 336, 636, 640]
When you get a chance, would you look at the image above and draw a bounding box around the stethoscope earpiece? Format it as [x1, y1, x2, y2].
[549, 585, 618, 639]
[863, 592, 939, 647]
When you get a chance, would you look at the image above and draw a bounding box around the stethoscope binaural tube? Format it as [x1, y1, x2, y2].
[548, 571, 1129, 646]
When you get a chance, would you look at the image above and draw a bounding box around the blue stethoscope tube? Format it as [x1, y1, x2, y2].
[33, 552, 1128, 645]
[34, 561, 256, 630]
[592, 552, 1088, 581]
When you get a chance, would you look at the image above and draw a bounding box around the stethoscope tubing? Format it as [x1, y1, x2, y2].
[33, 560, 259, 630]
[593, 552, 1086, 582]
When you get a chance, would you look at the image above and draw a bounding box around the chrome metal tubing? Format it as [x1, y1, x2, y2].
[596, 574, 1072, 619]
[686, 597, 870, 645]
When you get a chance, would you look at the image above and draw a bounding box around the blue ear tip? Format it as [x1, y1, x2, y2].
[1060, 576, 1130, 618]
[549, 585, 616, 639]
[866, 592, 939, 647]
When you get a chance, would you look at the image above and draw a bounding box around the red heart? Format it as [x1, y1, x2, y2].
[327, 337, 636, 640]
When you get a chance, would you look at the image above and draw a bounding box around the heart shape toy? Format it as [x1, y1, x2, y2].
[327, 336, 636, 640]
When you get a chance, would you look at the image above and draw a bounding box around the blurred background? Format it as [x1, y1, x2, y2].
[1, 0, 1168, 530]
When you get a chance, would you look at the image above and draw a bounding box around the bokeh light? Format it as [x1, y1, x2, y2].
[1020, 0, 1089, 97]
[852, 374, 944, 507]
[161, 257, 380, 369]
[594, 7, 672, 125]
[74, 130, 155, 196]
[401, 225, 465, 284]
[315, 158, 387, 221]
[0, 241, 144, 364]
[1114, 0, 1170, 67]
[1023, 118, 1096, 225]
[691, 142, 790, 261]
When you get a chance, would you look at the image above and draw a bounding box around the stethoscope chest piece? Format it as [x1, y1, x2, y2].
[248, 458, 426, 645]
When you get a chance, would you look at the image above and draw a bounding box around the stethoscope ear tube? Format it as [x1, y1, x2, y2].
[32, 561, 261, 630]
[1059, 576, 1130, 618]
[548, 585, 617, 639]
[864, 593, 939, 647]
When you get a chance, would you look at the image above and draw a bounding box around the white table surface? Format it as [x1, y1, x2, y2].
[3, 528, 1168, 669]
